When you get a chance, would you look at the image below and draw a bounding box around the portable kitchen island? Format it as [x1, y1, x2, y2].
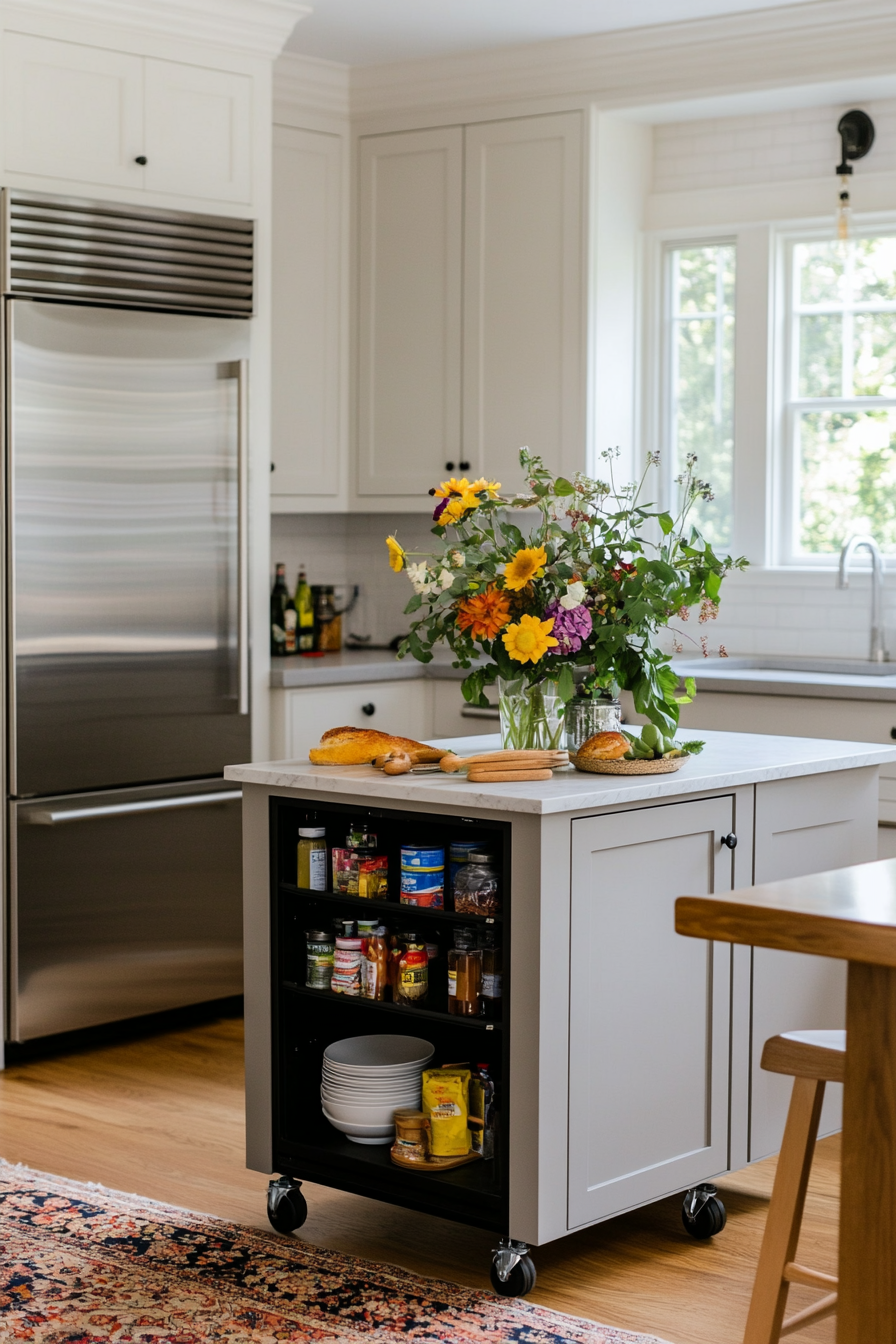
[227, 728, 896, 1295]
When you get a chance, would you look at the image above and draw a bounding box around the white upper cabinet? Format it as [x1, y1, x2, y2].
[357, 128, 463, 497]
[464, 113, 584, 491]
[271, 125, 344, 502]
[4, 34, 144, 190]
[3, 33, 252, 204]
[143, 60, 251, 204]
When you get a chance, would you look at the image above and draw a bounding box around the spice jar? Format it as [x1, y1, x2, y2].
[305, 929, 334, 990]
[454, 852, 501, 916]
[448, 840, 480, 905]
[361, 925, 389, 1001]
[448, 927, 481, 1016]
[396, 931, 428, 1006]
[297, 827, 327, 890]
[479, 928, 502, 1021]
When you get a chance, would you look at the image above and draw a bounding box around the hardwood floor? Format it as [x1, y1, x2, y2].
[0, 1012, 838, 1344]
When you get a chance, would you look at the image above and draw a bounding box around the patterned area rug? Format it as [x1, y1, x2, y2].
[0, 1162, 672, 1343]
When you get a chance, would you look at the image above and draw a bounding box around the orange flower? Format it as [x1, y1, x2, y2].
[456, 585, 512, 642]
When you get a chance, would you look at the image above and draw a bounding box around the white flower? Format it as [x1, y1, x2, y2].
[438, 568, 455, 592]
[406, 561, 432, 596]
[559, 580, 586, 610]
[449, 550, 465, 568]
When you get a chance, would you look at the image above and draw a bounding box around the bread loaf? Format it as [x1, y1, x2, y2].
[308, 726, 449, 766]
[576, 730, 629, 761]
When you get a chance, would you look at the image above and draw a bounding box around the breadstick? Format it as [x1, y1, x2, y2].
[440, 750, 566, 773]
[467, 767, 553, 783]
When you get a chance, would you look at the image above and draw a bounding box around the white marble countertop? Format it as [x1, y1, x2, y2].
[225, 729, 896, 817]
[270, 648, 475, 690]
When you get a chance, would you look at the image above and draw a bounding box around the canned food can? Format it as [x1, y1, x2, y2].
[400, 845, 445, 908]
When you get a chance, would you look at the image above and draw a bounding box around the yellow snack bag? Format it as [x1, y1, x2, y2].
[421, 1067, 471, 1156]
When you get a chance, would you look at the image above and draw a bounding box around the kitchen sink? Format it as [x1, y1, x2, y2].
[672, 655, 896, 678]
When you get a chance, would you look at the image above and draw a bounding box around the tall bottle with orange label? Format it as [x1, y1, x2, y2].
[396, 932, 428, 1006]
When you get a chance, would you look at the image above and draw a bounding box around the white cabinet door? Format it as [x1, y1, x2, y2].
[749, 767, 878, 1160]
[568, 797, 733, 1229]
[3, 33, 144, 189]
[144, 60, 251, 203]
[357, 129, 462, 497]
[271, 680, 431, 760]
[271, 126, 344, 500]
[463, 113, 584, 490]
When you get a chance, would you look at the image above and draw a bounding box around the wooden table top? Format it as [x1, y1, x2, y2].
[675, 856, 896, 966]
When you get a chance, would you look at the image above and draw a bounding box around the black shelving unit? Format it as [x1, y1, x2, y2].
[269, 795, 511, 1236]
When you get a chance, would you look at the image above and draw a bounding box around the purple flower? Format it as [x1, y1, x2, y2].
[544, 598, 593, 654]
[432, 497, 448, 523]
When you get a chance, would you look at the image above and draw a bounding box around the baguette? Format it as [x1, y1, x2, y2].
[309, 726, 450, 766]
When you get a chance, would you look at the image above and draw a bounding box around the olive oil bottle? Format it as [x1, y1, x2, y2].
[295, 567, 315, 653]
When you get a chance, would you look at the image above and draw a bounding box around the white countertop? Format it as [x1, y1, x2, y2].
[672, 657, 896, 702]
[270, 648, 474, 689]
[225, 729, 896, 816]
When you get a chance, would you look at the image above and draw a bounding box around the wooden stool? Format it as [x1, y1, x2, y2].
[743, 1029, 845, 1343]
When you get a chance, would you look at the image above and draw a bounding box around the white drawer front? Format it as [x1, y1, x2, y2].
[273, 681, 431, 761]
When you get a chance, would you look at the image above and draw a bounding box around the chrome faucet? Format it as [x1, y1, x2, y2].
[838, 534, 889, 663]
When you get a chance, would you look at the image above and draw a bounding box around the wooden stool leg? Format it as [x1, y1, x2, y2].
[743, 1076, 826, 1344]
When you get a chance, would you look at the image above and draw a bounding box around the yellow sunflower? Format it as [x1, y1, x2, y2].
[432, 476, 471, 499]
[503, 545, 547, 591]
[501, 613, 558, 664]
[385, 535, 406, 573]
[437, 490, 481, 527]
[468, 477, 502, 497]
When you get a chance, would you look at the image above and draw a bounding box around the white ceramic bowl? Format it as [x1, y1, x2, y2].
[321, 1096, 412, 1125]
[321, 1076, 421, 1095]
[323, 1035, 434, 1069]
[321, 1106, 394, 1145]
[321, 1087, 420, 1106]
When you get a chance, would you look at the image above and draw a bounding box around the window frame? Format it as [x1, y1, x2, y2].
[776, 221, 896, 566]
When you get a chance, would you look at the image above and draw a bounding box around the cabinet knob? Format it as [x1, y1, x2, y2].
[271, 462, 276, 472]
[135, 155, 148, 165]
[459, 460, 470, 471]
[361, 703, 375, 717]
[445, 461, 455, 471]
[721, 832, 738, 850]
[890, 727, 896, 740]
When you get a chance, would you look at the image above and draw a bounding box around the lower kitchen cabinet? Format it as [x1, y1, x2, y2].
[568, 798, 734, 1226]
[270, 680, 431, 760]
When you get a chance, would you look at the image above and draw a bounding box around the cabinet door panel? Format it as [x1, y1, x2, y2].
[357, 129, 462, 496]
[273, 681, 430, 761]
[3, 34, 143, 189]
[568, 798, 733, 1229]
[749, 768, 878, 1160]
[271, 126, 343, 498]
[144, 60, 251, 203]
[463, 113, 584, 488]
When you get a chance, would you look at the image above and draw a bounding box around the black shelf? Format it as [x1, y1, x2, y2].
[283, 979, 502, 1031]
[280, 883, 503, 926]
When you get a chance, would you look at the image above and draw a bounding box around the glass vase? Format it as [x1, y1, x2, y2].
[564, 697, 622, 755]
[497, 676, 565, 751]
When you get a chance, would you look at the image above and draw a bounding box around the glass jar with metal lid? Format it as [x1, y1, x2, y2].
[453, 852, 500, 916]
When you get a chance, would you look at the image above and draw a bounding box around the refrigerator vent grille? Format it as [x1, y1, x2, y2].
[3, 191, 253, 317]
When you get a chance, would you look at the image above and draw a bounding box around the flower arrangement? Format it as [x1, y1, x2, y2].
[385, 449, 746, 747]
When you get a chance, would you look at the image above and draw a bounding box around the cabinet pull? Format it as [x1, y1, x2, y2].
[135, 155, 148, 165]
[361, 703, 375, 717]
[721, 832, 738, 850]
[445, 461, 455, 471]
[459, 460, 470, 470]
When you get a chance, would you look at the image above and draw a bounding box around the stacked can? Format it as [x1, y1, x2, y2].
[400, 845, 445, 908]
[331, 934, 363, 994]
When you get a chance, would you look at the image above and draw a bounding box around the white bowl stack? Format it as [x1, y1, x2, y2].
[321, 1034, 434, 1145]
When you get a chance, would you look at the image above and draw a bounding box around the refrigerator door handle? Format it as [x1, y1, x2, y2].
[23, 790, 243, 825]
[237, 357, 249, 716]
[5, 297, 16, 795]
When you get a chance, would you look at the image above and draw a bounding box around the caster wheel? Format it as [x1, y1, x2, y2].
[681, 1185, 726, 1240]
[267, 1177, 307, 1234]
[489, 1251, 536, 1297]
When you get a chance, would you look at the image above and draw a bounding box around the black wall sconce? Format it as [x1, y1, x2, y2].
[836, 109, 875, 241]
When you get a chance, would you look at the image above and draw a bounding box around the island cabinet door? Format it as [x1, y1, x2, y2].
[568, 797, 734, 1230]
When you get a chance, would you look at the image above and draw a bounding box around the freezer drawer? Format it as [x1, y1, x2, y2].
[9, 780, 243, 1041]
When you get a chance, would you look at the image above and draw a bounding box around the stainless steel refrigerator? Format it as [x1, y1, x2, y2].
[2, 191, 253, 1042]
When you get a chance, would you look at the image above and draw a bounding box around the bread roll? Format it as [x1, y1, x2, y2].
[576, 730, 629, 761]
[308, 726, 449, 765]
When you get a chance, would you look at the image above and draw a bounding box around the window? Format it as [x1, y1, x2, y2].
[666, 242, 736, 550]
[786, 233, 896, 558]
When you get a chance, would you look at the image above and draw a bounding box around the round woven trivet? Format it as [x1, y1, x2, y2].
[571, 754, 687, 775]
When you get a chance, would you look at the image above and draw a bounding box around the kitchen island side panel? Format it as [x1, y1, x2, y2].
[243, 783, 275, 1175]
